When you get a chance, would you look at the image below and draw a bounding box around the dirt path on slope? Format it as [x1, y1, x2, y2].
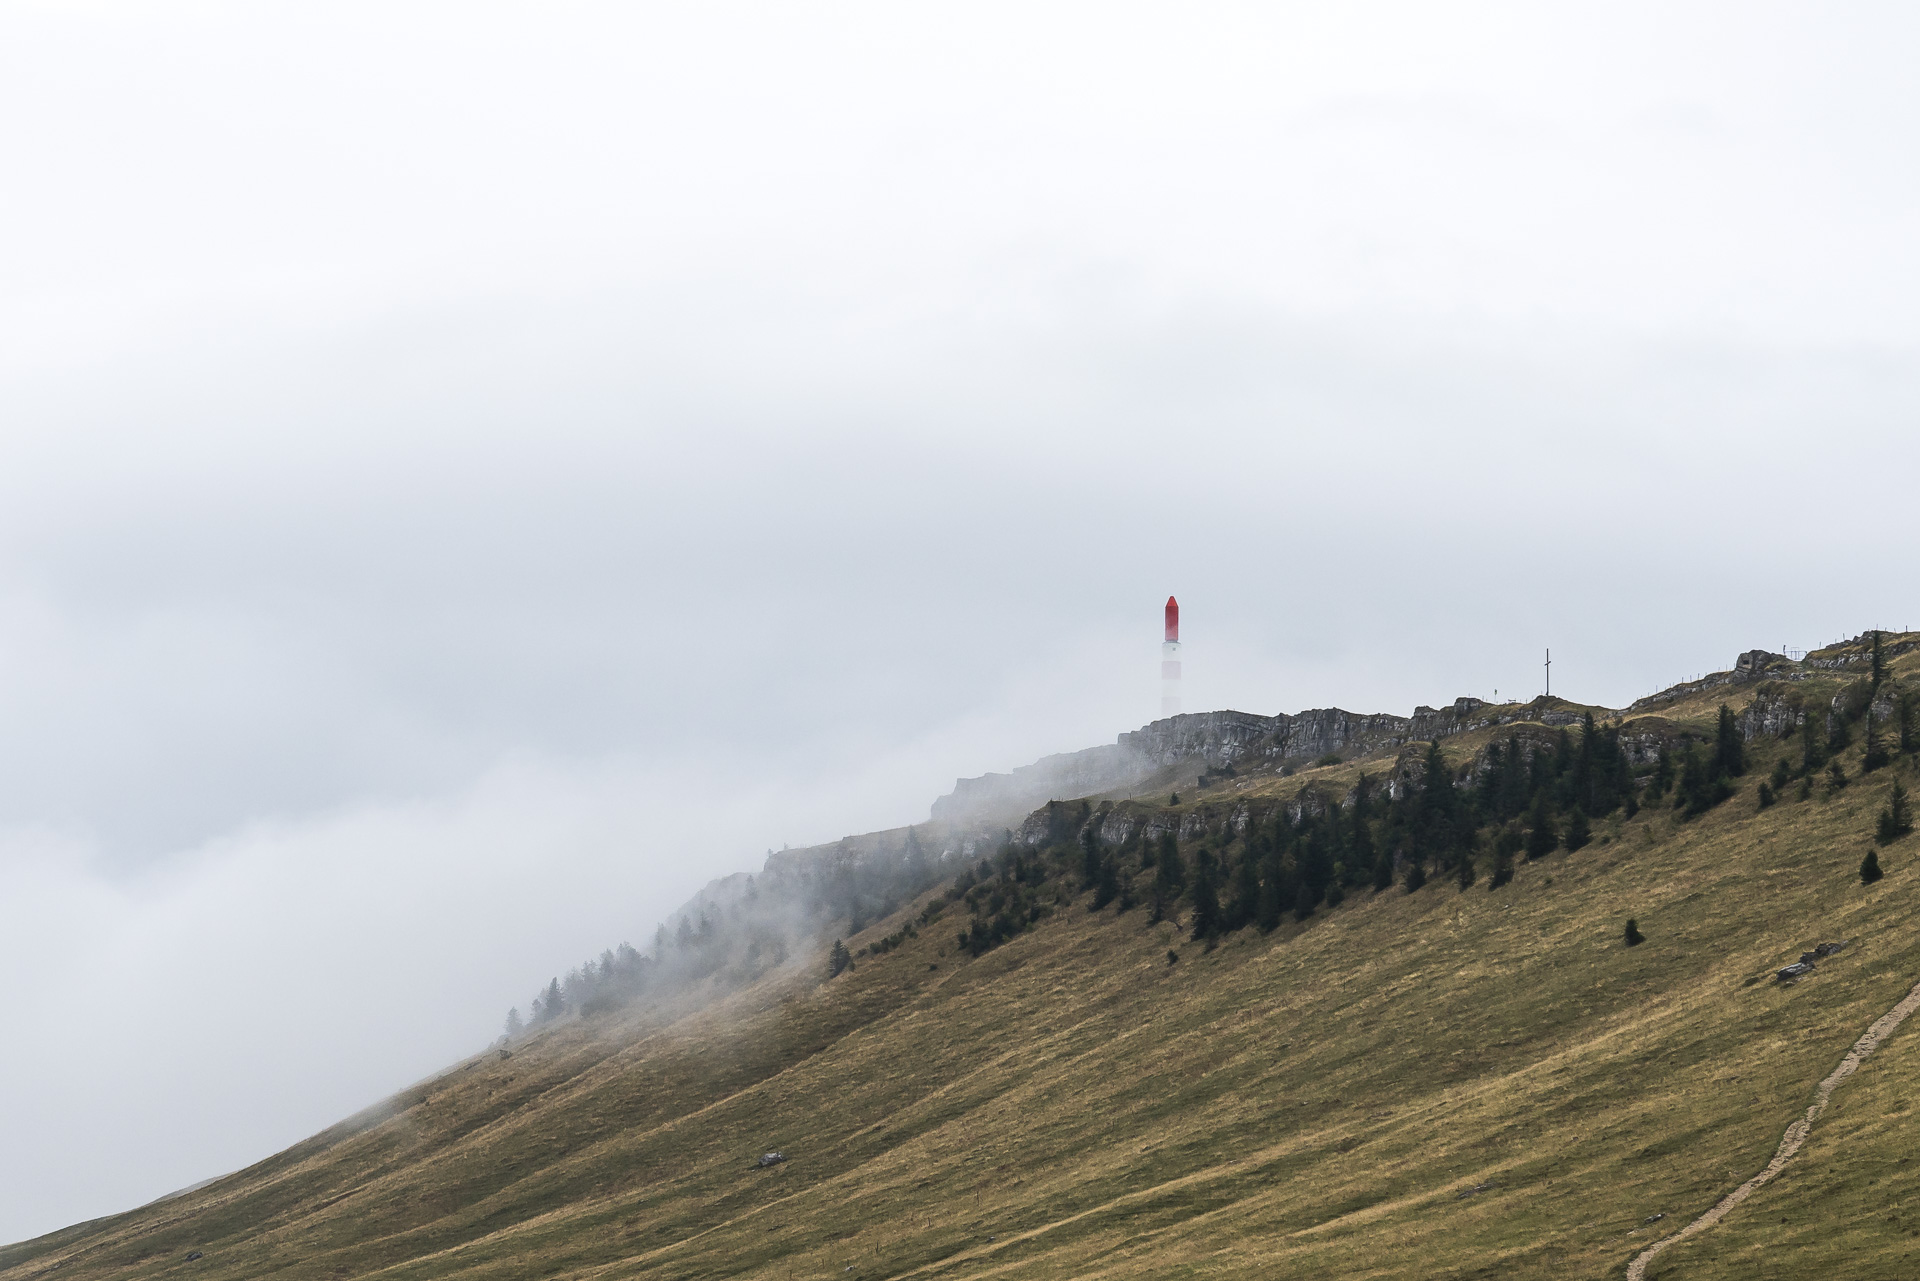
[1626, 976, 1920, 1280]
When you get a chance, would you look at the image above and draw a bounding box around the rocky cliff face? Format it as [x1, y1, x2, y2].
[933, 698, 1517, 825]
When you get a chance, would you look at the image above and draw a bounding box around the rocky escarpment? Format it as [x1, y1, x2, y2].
[899, 637, 1920, 881]
[933, 697, 1532, 825]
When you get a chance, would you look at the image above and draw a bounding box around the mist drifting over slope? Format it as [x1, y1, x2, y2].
[6, 0, 1920, 1245]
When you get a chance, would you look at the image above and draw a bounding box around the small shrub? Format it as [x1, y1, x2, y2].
[1770, 758, 1792, 792]
[1169, 791, 1181, 806]
[1166, 949, 1179, 966]
[1827, 760, 1850, 795]
[1316, 752, 1342, 767]
[1757, 781, 1775, 809]
[1623, 918, 1645, 947]
[1861, 849, 1885, 884]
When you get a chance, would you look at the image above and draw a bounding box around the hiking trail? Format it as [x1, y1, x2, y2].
[1625, 975, 1920, 1280]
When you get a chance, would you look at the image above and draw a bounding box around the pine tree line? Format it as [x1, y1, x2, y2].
[503, 824, 958, 1038]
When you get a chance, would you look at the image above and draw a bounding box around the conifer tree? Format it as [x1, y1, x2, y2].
[1872, 629, 1888, 689]
[1403, 856, 1427, 892]
[1800, 707, 1828, 775]
[1525, 796, 1557, 859]
[1827, 759, 1849, 793]
[829, 939, 852, 977]
[1498, 735, 1530, 819]
[1624, 918, 1645, 947]
[1456, 837, 1477, 890]
[1676, 743, 1734, 816]
[1092, 852, 1121, 909]
[1158, 832, 1183, 889]
[1864, 708, 1891, 773]
[1829, 705, 1853, 755]
[1861, 848, 1885, 884]
[504, 1007, 523, 1039]
[1770, 758, 1792, 792]
[1477, 741, 1505, 815]
[1757, 781, 1776, 808]
[1877, 780, 1914, 845]
[1551, 727, 1575, 795]
[1648, 746, 1675, 802]
[1572, 712, 1598, 810]
[1150, 834, 1185, 923]
[541, 977, 564, 1022]
[1189, 847, 1222, 942]
[1257, 845, 1286, 932]
[902, 825, 930, 887]
[1899, 690, 1918, 756]
[1563, 807, 1592, 852]
[1421, 741, 1454, 813]
[1714, 704, 1746, 778]
[1080, 824, 1103, 890]
[1227, 846, 1260, 930]
[1488, 826, 1519, 889]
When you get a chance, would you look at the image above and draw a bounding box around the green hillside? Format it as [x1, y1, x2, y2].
[8, 635, 1920, 1280]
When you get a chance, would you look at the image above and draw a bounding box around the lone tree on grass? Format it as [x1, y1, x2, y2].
[1623, 918, 1645, 947]
[828, 939, 853, 978]
[1877, 780, 1914, 845]
[1861, 849, 1885, 884]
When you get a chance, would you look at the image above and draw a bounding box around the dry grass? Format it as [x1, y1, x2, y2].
[8, 660, 1920, 1280]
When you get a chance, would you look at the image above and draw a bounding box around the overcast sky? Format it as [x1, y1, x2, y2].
[4, 0, 1920, 1244]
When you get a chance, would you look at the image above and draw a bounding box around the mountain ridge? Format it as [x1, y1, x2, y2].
[8, 629, 1920, 1280]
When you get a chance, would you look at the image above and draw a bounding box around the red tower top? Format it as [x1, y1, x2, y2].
[1164, 596, 1179, 643]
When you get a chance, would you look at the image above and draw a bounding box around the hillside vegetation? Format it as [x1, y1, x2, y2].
[8, 634, 1920, 1280]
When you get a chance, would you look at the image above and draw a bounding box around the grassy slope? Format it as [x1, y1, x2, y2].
[7, 671, 1920, 1280]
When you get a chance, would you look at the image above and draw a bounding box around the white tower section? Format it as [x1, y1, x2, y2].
[1161, 595, 1181, 716]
